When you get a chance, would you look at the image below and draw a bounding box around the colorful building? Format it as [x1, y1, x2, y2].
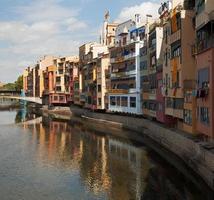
[49, 56, 79, 105]
[193, 0, 214, 139]
[79, 43, 108, 110]
[161, 0, 196, 133]
[108, 15, 145, 114]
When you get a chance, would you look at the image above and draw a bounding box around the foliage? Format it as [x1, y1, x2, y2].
[14, 75, 23, 91]
[1, 76, 23, 91]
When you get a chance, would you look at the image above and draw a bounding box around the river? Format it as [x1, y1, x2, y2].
[0, 108, 213, 200]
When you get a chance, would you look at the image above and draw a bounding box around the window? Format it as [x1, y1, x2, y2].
[54, 96, 58, 101]
[184, 109, 192, 125]
[171, 12, 181, 33]
[174, 98, 183, 109]
[171, 40, 181, 59]
[198, 68, 209, 88]
[74, 82, 79, 89]
[166, 97, 173, 108]
[184, 91, 193, 103]
[56, 77, 61, 83]
[116, 96, 120, 106]
[200, 107, 209, 124]
[98, 98, 101, 106]
[148, 102, 156, 111]
[143, 101, 148, 109]
[58, 69, 63, 74]
[121, 97, 128, 107]
[151, 55, 156, 66]
[59, 96, 64, 102]
[140, 61, 147, 70]
[98, 84, 101, 92]
[140, 47, 147, 56]
[56, 86, 61, 91]
[130, 97, 136, 108]
[110, 96, 116, 106]
[158, 103, 163, 112]
[196, 0, 205, 14]
[87, 96, 92, 104]
[166, 98, 183, 109]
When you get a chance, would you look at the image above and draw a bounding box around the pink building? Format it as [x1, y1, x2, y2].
[194, 0, 214, 139]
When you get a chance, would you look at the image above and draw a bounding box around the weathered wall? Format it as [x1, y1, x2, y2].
[71, 107, 214, 190]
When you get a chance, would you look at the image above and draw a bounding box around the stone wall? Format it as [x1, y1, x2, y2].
[75, 109, 214, 190]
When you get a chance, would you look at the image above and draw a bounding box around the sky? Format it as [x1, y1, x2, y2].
[0, 0, 162, 83]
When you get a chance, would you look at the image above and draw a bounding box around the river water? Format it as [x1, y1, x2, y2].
[0, 108, 213, 200]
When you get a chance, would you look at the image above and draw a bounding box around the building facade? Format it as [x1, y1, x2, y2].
[161, 0, 196, 133]
[79, 43, 108, 110]
[108, 15, 145, 114]
[193, 0, 214, 139]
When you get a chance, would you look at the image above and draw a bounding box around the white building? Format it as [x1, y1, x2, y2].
[108, 15, 146, 114]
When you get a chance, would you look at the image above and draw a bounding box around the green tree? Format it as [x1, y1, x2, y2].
[2, 76, 23, 91]
[14, 75, 23, 90]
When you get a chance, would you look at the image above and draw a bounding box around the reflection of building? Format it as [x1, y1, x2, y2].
[108, 16, 146, 114]
[108, 138, 149, 200]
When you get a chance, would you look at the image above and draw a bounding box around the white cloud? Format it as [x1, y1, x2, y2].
[116, 1, 160, 23]
[0, 0, 92, 82]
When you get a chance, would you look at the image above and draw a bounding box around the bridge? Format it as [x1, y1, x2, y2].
[0, 90, 42, 105]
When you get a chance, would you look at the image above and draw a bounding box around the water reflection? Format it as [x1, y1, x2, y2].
[19, 117, 213, 200]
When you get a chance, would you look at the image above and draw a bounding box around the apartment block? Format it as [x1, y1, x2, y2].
[49, 56, 79, 105]
[160, 0, 196, 133]
[79, 43, 108, 110]
[108, 15, 145, 114]
[39, 56, 55, 98]
[193, 0, 214, 139]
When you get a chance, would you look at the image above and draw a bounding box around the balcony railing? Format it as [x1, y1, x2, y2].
[111, 70, 136, 78]
[110, 52, 136, 64]
[192, 37, 214, 55]
[108, 89, 128, 94]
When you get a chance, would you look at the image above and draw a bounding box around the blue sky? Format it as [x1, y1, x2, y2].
[0, 0, 161, 82]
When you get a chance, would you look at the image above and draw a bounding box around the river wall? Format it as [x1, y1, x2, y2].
[41, 105, 214, 190]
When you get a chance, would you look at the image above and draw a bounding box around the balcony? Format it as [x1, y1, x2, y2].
[110, 53, 136, 64]
[124, 53, 136, 60]
[193, 37, 214, 54]
[165, 107, 183, 119]
[149, 89, 156, 100]
[48, 65, 57, 72]
[170, 29, 181, 45]
[196, 9, 214, 30]
[108, 89, 128, 94]
[111, 70, 136, 79]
